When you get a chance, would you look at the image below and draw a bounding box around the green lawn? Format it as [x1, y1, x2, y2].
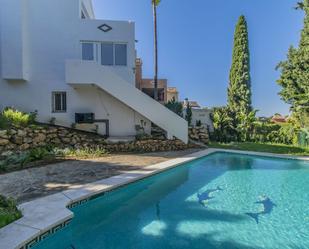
[209, 142, 309, 156]
[0, 196, 22, 228]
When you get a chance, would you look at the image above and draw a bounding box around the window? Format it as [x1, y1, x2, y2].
[82, 43, 94, 61]
[52, 92, 67, 112]
[101, 43, 114, 65]
[81, 42, 127, 66]
[115, 44, 127, 66]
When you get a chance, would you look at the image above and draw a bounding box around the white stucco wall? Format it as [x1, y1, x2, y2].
[0, 0, 151, 137]
[0, 0, 29, 80]
[190, 109, 214, 132]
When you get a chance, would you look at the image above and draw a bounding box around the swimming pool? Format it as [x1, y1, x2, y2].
[33, 152, 309, 249]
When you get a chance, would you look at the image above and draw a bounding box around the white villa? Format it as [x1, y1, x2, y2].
[0, 0, 188, 143]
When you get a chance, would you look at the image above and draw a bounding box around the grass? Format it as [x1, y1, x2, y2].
[209, 142, 309, 156]
[0, 196, 22, 228]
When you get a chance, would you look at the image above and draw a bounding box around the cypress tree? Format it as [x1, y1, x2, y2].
[228, 15, 252, 116]
[277, 0, 309, 127]
[185, 101, 192, 126]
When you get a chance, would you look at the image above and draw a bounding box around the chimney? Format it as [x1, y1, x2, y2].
[184, 98, 189, 108]
[135, 58, 143, 89]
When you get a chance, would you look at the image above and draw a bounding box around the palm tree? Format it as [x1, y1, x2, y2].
[152, 0, 160, 101]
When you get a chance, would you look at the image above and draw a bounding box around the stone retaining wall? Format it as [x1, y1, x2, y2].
[189, 127, 210, 144]
[105, 139, 198, 153]
[0, 125, 200, 155]
[0, 125, 106, 153]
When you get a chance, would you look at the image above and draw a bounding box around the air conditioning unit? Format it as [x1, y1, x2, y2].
[75, 113, 95, 124]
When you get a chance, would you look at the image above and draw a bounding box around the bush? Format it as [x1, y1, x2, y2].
[298, 128, 309, 147]
[0, 153, 28, 172]
[0, 108, 36, 128]
[185, 101, 193, 126]
[210, 108, 299, 145]
[250, 122, 298, 145]
[210, 107, 238, 142]
[135, 133, 153, 141]
[0, 115, 9, 129]
[196, 120, 202, 127]
[0, 147, 55, 172]
[0, 195, 22, 228]
[56, 147, 108, 159]
[21, 147, 53, 166]
[0, 146, 109, 173]
[165, 98, 183, 117]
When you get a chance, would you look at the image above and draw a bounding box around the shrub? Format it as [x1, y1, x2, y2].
[0, 115, 9, 129]
[185, 102, 192, 126]
[298, 128, 309, 147]
[0, 108, 36, 127]
[21, 147, 53, 166]
[0, 147, 55, 172]
[210, 107, 299, 145]
[57, 147, 108, 158]
[0, 153, 28, 172]
[210, 107, 238, 142]
[196, 120, 202, 127]
[165, 98, 183, 117]
[250, 122, 298, 145]
[135, 133, 152, 141]
[0, 195, 22, 228]
[0, 146, 108, 173]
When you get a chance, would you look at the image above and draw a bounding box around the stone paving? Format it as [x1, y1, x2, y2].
[0, 149, 201, 203]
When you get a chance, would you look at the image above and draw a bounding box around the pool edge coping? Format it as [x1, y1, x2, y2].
[1, 148, 308, 249]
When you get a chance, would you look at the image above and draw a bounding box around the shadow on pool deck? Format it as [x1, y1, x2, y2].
[0, 149, 202, 203]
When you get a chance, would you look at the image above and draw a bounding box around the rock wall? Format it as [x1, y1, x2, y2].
[0, 125, 106, 153]
[105, 139, 198, 153]
[188, 127, 209, 144]
[0, 125, 200, 155]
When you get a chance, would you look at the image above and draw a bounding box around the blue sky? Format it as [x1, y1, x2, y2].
[92, 0, 304, 117]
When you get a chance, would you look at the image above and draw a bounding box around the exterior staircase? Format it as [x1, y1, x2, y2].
[65, 60, 188, 143]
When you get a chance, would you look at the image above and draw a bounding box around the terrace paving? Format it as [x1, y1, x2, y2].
[0, 149, 201, 203]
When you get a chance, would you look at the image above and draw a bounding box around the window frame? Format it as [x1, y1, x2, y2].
[52, 92, 67, 113]
[80, 41, 128, 67]
[114, 43, 128, 66]
[101, 42, 115, 66]
[81, 42, 95, 61]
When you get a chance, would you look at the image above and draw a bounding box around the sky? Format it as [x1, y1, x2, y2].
[92, 0, 304, 117]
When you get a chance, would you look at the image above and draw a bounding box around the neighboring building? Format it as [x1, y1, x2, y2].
[167, 87, 179, 102]
[183, 99, 214, 131]
[0, 0, 188, 143]
[135, 58, 166, 103]
[138, 78, 167, 103]
[191, 108, 214, 132]
[182, 100, 201, 109]
[135, 58, 179, 104]
[258, 116, 270, 123]
[271, 114, 287, 124]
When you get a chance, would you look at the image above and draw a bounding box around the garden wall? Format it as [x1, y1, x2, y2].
[189, 127, 209, 144]
[0, 125, 203, 155]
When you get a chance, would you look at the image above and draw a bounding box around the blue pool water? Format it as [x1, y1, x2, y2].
[33, 152, 309, 249]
